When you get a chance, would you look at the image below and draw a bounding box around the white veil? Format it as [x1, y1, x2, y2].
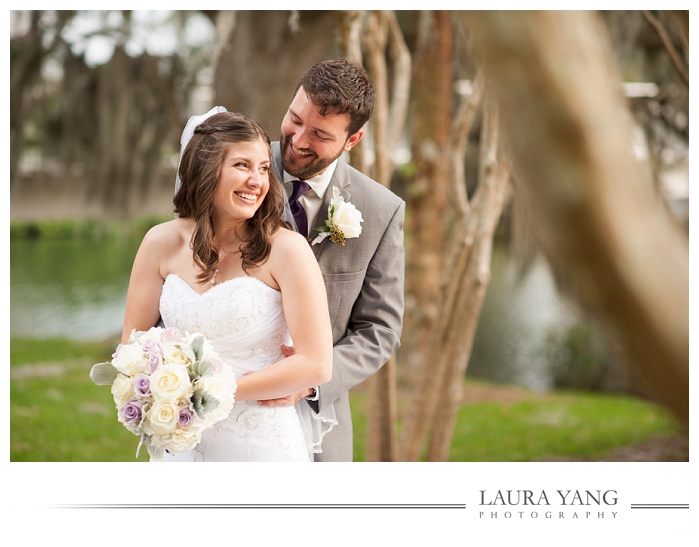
[174, 105, 228, 194]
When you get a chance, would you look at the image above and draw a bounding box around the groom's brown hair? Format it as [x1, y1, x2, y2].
[296, 58, 375, 137]
[175, 112, 289, 283]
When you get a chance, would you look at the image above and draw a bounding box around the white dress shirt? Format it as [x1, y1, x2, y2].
[283, 159, 339, 237]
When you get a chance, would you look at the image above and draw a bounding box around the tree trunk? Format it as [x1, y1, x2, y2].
[427, 99, 511, 461]
[213, 10, 337, 136]
[401, 10, 454, 388]
[467, 10, 689, 426]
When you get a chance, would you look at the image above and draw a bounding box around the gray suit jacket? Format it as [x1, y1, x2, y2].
[272, 142, 405, 461]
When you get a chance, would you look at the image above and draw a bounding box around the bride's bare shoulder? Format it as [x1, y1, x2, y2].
[270, 226, 310, 253]
[142, 218, 194, 250]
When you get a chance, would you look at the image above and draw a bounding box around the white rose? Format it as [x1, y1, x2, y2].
[136, 327, 164, 344]
[162, 342, 196, 367]
[147, 401, 180, 435]
[329, 188, 363, 238]
[150, 364, 192, 402]
[198, 370, 237, 423]
[149, 426, 201, 454]
[111, 373, 135, 409]
[112, 342, 148, 376]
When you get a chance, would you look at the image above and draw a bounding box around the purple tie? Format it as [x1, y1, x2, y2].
[289, 180, 310, 236]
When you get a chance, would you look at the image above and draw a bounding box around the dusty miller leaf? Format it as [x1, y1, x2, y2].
[192, 389, 220, 420]
[190, 335, 204, 362]
[90, 362, 118, 386]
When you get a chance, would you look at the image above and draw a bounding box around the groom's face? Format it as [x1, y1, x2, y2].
[280, 88, 363, 180]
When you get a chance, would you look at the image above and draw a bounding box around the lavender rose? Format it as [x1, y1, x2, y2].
[148, 352, 163, 374]
[122, 398, 143, 423]
[141, 339, 159, 354]
[133, 373, 151, 397]
[178, 407, 195, 429]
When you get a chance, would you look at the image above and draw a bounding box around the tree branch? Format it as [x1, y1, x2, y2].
[641, 10, 689, 86]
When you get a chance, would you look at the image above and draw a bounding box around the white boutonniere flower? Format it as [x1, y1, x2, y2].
[311, 187, 364, 246]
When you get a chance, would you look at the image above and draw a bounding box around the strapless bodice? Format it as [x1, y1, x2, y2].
[159, 274, 291, 378]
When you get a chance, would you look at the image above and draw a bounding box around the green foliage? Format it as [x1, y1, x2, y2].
[544, 323, 632, 392]
[89, 362, 118, 386]
[10, 215, 172, 240]
[190, 335, 204, 362]
[192, 390, 219, 420]
[189, 360, 213, 382]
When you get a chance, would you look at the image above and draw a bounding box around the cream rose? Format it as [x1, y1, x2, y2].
[329, 187, 363, 238]
[162, 342, 196, 367]
[111, 373, 135, 409]
[147, 401, 180, 435]
[150, 364, 192, 402]
[112, 342, 148, 376]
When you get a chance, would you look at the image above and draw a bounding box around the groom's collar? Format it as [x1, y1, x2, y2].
[282, 159, 339, 200]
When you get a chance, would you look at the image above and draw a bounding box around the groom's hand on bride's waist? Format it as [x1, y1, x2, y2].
[257, 344, 314, 407]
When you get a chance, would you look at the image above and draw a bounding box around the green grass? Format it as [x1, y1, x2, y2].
[349, 387, 681, 462]
[11, 337, 150, 462]
[10, 337, 682, 462]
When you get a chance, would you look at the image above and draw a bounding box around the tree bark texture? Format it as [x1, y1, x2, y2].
[467, 10, 688, 426]
[401, 10, 454, 382]
[213, 10, 337, 137]
[427, 99, 511, 461]
[398, 82, 511, 462]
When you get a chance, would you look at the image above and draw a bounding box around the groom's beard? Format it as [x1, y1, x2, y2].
[280, 133, 344, 180]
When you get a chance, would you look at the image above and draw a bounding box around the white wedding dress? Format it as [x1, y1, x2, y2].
[156, 273, 334, 462]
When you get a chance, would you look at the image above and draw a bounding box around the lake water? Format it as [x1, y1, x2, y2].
[10, 237, 142, 341]
[10, 237, 575, 390]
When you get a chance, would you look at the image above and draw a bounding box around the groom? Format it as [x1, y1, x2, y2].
[260, 59, 405, 462]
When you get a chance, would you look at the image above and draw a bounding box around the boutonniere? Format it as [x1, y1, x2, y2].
[311, 187, 364, 246]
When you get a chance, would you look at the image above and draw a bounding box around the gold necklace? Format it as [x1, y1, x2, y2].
[211, 243, 237, 285]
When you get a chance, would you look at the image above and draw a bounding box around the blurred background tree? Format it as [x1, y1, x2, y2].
[10, 10, 688, 461]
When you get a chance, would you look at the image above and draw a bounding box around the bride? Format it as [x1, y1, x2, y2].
[121, 111, 334, 462]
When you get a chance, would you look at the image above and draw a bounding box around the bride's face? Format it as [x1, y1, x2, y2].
[213, 138, 271, 223]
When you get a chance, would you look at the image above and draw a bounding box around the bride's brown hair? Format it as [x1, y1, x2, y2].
[174, 112, 289, 284]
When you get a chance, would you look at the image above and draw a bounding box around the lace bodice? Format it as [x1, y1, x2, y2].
[159, 274, 290, 377]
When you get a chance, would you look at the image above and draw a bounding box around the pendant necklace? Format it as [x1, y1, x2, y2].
[211, 243, 237, 285]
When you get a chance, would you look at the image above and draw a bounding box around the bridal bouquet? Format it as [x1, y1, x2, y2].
[90, 326, 237, 461]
